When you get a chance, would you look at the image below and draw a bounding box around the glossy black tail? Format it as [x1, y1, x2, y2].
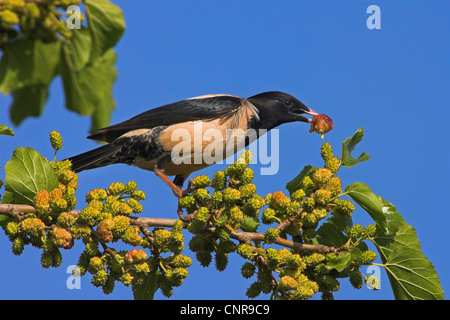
[67, 144, 121, 173]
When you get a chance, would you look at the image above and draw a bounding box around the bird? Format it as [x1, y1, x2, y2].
[67, 91, 319, 197]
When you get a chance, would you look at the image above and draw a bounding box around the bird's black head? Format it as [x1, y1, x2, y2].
[247, 91, 318, 130]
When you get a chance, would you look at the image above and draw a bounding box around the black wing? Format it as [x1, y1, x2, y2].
[88, 95, 245, 143]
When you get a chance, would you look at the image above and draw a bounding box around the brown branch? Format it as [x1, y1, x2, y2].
[0, 203, 348, 254]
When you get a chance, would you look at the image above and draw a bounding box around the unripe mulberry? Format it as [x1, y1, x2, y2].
[49, 130, 63, 151]
[70, 224, 91, 240]
[153, 228, 171, 251]
[96, 219, 115, 243]
[131, 190, 146, 201]
[314, 188, 332, 206]
[170, 254, 193, 268]
[325, 157, 341, 175]
[88, 256, 104, 274]
[212, 171, 226, 190]
[112, 215, 129, 237]
[300, 197, 315, 212]
[291, 188, 306, 202]
[191, 175, 211, 188]
[108, 182, 125, 195]
[178, 195, 196, 210]
[223, 188, 241, 204]
[5, 222, 19, 238]
[56, 212, 75, 228]
[301, 176, 315, 194]
[124, 180, 138, 193]
[326, 176, 342, 196]
[86, 188, 107, 202]
[239, 183, 256, 198]
[312, 168, 332, 187]
[357, 250, 377, 265]
[349, 269, 363, 289]
[0, 10, 19, 29]
[261, 208, 276, 224]
[332, 199, 355, 220]
[349, 224, 363, 241]
[246, 281, 262, 298]
[20, 218, 45, 238]
[51, 227, 73, 249]
[270, 191, 290, 211]
[127, 198, 143, 214]
[12, 237, 25, 255]
[192, 188, 209, 201]
[215, 251, 229, 271]
[278, 276, 297, 292]
[34, 190, 50, 218]
[320, 142, 334, 161]
[237, 244, 254, 260]
[125, 248, 148, 265]
[240, 168, 254, 185]
[264, 228, 279, 244]
[121, 226, 143, 246]
[362, 224, 377, 238]
[241, 262, 256, 278]
[92, 270, 108, 287]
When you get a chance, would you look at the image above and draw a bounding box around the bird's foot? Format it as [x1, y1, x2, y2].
[154, 167, 195, 198]
[154, 167, 184, 198]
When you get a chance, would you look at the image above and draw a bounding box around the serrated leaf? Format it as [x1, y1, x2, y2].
[345, 182, 444, 300]
[327, 251, 352, 272]
[345, 182, 404, 236]
[0, 125, 14, 136]
[132, 269, 160, 300]
[0, 215, 13, 230]
[340, 127, 370, 167]
[382, 247, 444, 300]
[61, 46, 117, 130]
[240, 215, 259, 232]
[84, 0, 125, 60]
[4, 147, 59, 205]
[286, 165, 317, 195]
[63, 27, 93, 71]
[314, 219, 349, 248]
[0, 39, 60, 94]
[9, 84, 49, 126]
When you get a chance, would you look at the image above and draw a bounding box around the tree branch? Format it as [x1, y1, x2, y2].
[0, 203, 349, 254]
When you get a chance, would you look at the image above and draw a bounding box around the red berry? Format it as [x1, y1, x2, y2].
[309, 114, 334, 136]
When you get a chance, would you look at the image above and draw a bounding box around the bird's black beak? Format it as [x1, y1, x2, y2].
[290, 107, 319, 123]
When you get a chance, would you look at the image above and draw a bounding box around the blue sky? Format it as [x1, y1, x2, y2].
[1, 1, 449, 300]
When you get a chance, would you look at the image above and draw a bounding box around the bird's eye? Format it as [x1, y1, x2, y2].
[284, 100, 292, 106]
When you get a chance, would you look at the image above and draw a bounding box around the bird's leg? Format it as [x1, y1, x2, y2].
[154, 168, 183, 197]
[154, 154, 183, 198]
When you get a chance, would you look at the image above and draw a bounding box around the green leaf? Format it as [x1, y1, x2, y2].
[61, 45, 117, 130]
[63, 27, 93, 71]
[345, 182, 444, 300]
[84, 0, 125, 60]
[0, 215, 13, 230]
[240, 215, 259, 232]
[0, 39, 60, 94]
[327, 251, 352, 272]
[314, 218, 349, 248]
[9, 84, 49, 126]
[4, 147, 59, 205]
[132, 270, 160, 300]
[382, 247, 444, 300]
[345, 182, 403, 235]
[1, 191, 15, 204]
[340, 127, 370, 167]
[0, 125, 14, 136]
[286, 165, 317, 195]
